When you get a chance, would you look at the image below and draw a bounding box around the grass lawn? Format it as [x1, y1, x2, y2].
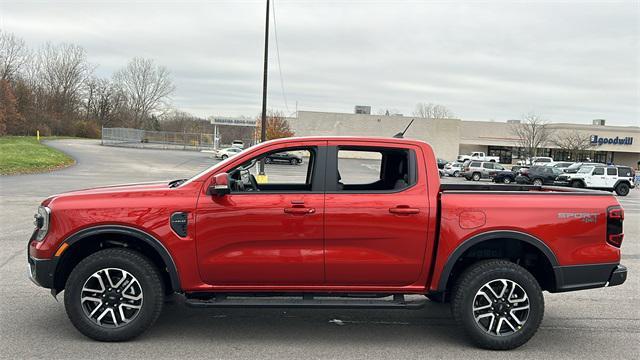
[0, 136, 75, 175]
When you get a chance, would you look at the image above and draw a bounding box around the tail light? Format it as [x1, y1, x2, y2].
[606, 206, 624, 247]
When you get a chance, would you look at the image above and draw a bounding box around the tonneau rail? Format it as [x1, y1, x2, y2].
[439, 183, 612, 195]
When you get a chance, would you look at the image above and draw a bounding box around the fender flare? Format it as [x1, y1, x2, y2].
[613, 179, 631, 189]
[436, 230, 559, 292]
[60, 225, 181, 292]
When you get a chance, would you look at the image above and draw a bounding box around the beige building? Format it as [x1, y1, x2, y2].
[287, 111, 640, 167]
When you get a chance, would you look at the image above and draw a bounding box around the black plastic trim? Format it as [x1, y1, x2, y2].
[28, 256, 57, 288]
[59, 225, 181, 292]
[436, 230, 559, 292]
[608, 265, 627, 287]
[551, 263, 620, 292]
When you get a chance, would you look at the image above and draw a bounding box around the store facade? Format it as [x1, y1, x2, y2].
[287, 111, 640, 167]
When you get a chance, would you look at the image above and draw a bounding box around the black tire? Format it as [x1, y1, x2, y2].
[503, 177, 512, 184]
[221, 154, 228, 160]
[265, 157, 272, 164]
[64, 248, 164, 342]
[290, 159, 296, 165]
[532, 178, 543, 186]
[615, 182, 630, 196]
[571, 180, 583, 188]
[453, 171, 460, 177]
[451, 260, 544, 350]
[472, 173, 481, 181]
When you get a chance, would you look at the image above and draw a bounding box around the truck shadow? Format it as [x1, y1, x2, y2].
[149, 296, 466, 347]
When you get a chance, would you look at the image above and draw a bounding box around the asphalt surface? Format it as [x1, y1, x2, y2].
[0, 139, 638, 359]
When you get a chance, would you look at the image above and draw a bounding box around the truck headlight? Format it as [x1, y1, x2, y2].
[33, 206, 51, 241]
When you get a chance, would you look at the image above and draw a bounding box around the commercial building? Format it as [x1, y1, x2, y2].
[287, 111, 639, 167]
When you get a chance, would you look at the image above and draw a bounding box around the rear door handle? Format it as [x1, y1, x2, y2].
[389, 206, 420, 215]
[284, 207, 316, 215]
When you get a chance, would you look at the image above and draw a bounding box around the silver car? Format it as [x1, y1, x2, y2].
[444, 162, 464, 177]
[463, 161, 505, 181]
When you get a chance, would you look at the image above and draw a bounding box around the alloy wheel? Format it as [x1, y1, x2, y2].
[472, 279, 530, 336]
[80, 268, 144, 328]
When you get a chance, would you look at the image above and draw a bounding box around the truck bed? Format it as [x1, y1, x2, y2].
[439, 183, 611, 195]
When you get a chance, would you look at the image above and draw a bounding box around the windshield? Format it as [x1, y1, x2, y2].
[567, 163, 582, 170]
[578, 166, 594, 174]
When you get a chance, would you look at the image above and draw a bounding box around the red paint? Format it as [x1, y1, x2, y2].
[29, 136, 623, 294]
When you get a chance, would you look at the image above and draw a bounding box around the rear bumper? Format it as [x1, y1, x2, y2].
[552, 263, 627, 292]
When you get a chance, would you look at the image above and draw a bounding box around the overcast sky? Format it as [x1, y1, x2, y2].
[1, 0, 639, 126]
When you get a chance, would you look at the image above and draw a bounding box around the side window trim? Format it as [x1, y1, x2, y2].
[324, 145, 418, 194]
[227, 145, 328, 194]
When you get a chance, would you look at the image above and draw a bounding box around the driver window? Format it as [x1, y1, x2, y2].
[228, 147, 316, 193]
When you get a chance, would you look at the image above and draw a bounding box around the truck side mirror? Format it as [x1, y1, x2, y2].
[207, 173, 231, 196]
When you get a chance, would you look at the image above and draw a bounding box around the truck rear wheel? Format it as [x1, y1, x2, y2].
[614, 182, 630, 196]
[451, 260, 544, 350]
[64, 248, 164, 341]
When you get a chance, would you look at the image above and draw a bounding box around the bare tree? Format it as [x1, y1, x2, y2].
[113, 57, 175, 128]
[510, 112, 551, 159]
[550, 130, 594, 161]
[38, 43, 93, 108]
[413, 102, 454, 119]
[0, 31, 30, 81]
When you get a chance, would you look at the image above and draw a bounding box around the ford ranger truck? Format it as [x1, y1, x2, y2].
[28, 136, 627, 350]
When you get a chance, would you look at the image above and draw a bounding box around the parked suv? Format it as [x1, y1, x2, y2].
[463, 161, 504, 181]
[562, 165, 635, 196]
[516, 165, 563, 186]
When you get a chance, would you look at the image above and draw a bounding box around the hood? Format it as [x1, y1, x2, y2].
[43, 181, 170, 205]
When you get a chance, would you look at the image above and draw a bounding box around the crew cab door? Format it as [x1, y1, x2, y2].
[195, 141, 327, 285]
[323, 141, 431, 286]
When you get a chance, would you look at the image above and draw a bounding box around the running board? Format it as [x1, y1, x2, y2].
[185, 294, 428, 309]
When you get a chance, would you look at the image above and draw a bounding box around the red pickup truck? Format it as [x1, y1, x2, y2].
[28, 136, 627, 349]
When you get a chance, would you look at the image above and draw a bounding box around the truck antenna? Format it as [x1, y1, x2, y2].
[393, 119, 414, 138]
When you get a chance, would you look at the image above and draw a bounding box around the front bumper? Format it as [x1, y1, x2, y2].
[28, 256, 57, 289]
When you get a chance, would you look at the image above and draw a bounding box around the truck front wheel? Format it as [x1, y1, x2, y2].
[64, 248, 165, 341]
[451, 259, 544, 350]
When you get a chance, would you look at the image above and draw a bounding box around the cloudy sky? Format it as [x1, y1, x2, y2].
[1, 0, 639, 126]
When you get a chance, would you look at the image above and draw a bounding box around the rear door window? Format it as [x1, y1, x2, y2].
[606, 168, 617, 176]
[593, 167, 605, 175]
[334, 147, 415, 192]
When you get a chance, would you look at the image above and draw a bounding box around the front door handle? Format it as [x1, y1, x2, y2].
[389, 206, 420, 215]
[284, 207, 316, 215]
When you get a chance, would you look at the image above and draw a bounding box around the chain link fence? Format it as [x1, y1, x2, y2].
[102, 127, 216, 151]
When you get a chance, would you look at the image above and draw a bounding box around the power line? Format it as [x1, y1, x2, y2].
[271, 0, 290, 114]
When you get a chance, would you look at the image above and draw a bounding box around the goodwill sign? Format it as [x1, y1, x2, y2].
[590, 135, 634, 146]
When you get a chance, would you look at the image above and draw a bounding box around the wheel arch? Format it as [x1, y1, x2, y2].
[436, 231, 559, 296]
[53, 225, 181, 295]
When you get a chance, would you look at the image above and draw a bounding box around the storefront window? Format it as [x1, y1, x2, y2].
[488, 146, 512, 164]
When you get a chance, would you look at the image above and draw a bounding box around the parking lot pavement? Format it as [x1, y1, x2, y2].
[0, 139, 638, 359]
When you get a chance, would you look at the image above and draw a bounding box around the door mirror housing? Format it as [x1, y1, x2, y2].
[207, 173, 231, 196]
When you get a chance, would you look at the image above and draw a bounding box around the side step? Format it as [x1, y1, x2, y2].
[185, 294, 428, 310]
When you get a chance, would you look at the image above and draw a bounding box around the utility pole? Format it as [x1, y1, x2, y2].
[258, 0, 270, 177]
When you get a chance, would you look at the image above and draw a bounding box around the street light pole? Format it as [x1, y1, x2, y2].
[258, 0, 270, 176]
